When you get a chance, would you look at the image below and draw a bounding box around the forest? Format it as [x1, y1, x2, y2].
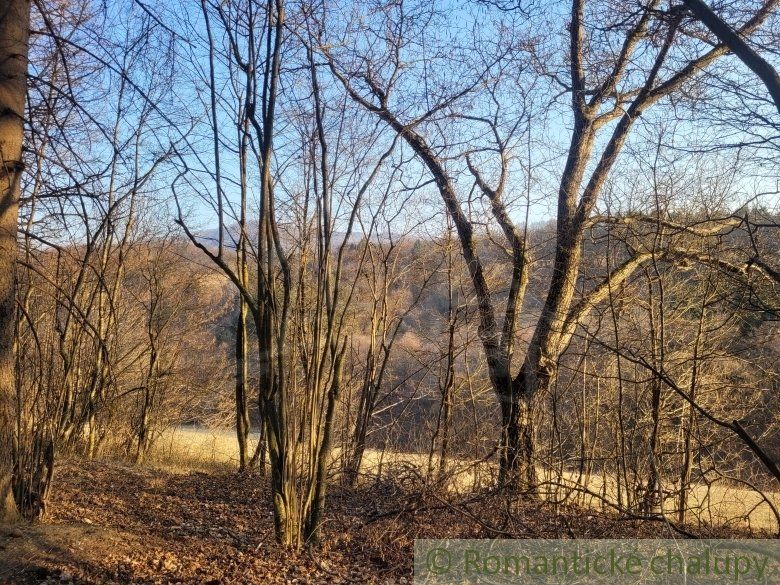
[1, 0, 780, 583]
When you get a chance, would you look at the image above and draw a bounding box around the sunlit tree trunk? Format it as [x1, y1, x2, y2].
[0, 0, 30, 523]
[235, 113, 251, 472]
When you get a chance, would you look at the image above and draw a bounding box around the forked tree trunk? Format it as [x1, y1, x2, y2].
[0, 0, 30, 523]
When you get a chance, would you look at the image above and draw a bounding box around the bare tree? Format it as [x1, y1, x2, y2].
[317, 0, 780, 494]
[173, 0, 400, 546]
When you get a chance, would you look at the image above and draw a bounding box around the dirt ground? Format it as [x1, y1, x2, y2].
[0, 460, 766, 584]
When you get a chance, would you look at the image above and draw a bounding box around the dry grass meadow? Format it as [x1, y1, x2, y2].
[146, 426, 780, 534]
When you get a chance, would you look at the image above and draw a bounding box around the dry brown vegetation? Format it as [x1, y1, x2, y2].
[1, 0, 780, 581]
[1, 455, 764, 585]
[147, 429, 780, 532]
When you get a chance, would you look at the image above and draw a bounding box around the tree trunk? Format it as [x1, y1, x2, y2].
[645, 377, 663, 514]
[304, 345, 344, 545]
[248, 418, 266, 475]
[497, 372, 537, 494]
[135, 388, 152, 465]
[678, 399, 695, 524]
[135, 344, 158, 465]
[436, 378, 453, 482]
[345, 413, 368, 487]
[0, 0, 30, 523]
[344, 376, 375, 487]
[644, 268, 664, 515]
[235, 295, 250, 471]
[265, 396, 299, 547]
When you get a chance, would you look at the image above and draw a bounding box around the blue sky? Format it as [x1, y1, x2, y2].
[25, 0, 780, 247]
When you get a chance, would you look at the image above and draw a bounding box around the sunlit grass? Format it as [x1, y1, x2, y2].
[145, 426, 780, 532]
[144, 426, 254, 473]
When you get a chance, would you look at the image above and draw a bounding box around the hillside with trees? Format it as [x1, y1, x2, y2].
[1, 0, 780, 582]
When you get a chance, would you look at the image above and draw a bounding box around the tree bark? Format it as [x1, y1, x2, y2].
[498, 372, 537, 494]
[0, 0, 30, 523]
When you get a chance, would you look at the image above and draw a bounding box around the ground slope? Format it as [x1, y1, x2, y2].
[0, 460, 763, 584]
